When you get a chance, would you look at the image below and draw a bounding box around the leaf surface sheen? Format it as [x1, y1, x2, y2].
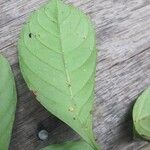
[18, 0, 99, 149]
[0, 55, 17, 150]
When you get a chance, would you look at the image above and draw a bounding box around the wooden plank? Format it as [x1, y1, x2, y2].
[0, 0, 149, 149]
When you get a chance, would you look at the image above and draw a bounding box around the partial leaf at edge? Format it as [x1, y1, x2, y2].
[133, 87, 150, 141]
[18, 0, 100, 149]
[0, 55, 17, 150]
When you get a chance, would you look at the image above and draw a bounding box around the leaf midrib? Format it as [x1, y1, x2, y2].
[56, 1, 74, 101]
[55, 4, 97, 149]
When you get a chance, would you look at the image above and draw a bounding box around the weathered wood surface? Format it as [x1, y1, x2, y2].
[0, 0, 150, 149]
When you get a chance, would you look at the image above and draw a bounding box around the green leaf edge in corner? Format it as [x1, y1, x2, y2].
[0, 55, 17, 150]
[41, 140, 94, 150]
[133, 87, 150, 141]
[18, 0, 101, 149]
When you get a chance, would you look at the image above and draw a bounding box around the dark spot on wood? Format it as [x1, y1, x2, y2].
[38, 130, 49, 141]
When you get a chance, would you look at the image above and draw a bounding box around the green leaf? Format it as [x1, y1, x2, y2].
[41, 140, 94, 150]
[18, 0, 100, 149]
[133, 88, 150, 141]
[0, 55, 17, 150]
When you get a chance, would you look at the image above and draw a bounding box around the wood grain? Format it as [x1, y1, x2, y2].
[0, 0, 150, 150]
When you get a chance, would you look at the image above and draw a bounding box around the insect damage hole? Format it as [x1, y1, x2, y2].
[29, 33, 32, 38]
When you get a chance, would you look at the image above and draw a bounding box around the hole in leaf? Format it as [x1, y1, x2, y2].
[29, 33, 32, 38]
